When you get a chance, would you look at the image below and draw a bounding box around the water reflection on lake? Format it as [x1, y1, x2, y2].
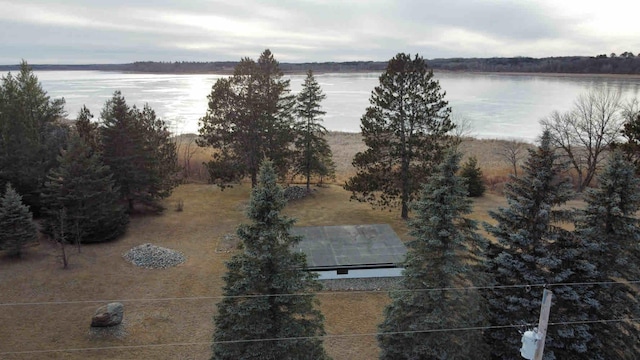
[35, 71, 640, 142]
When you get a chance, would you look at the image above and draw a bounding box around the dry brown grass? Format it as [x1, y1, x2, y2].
[0, 133, 580, 359]
[174, 133, 214, 183]
[178, 131, 527, 188]
[325, 132, 533, 190]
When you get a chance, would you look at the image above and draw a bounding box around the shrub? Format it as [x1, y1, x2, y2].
[460, 156, 486, 197]
[0, 184, 38, 257]
[175, 199, 184, 212]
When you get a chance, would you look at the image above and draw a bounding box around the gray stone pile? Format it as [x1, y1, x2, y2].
[283, 186, 310, 201]
[320, 277, 403, 291]
[123, 243, 186, 269]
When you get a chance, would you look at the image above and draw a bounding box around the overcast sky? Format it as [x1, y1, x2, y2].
[1, 0, 639, 64]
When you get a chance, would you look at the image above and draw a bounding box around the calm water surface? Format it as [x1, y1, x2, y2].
[35, 71, 640, 141]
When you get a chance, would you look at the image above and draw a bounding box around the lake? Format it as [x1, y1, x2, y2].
[33, 70, 640, 142]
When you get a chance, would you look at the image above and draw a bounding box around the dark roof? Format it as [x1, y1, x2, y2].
[291, 224, 407, 270]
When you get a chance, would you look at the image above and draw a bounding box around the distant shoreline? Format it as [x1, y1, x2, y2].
[466, 71, 640, 79]
[6, 67, 640, 80]
[2, 55, 640, 76]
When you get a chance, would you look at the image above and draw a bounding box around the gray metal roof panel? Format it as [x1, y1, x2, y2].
[291, 224, 407, 269]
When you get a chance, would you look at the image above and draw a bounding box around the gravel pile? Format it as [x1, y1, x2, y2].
[123, 243, 186, 269]
[283, 186, 311, 201]
[320, 277, 404, 291]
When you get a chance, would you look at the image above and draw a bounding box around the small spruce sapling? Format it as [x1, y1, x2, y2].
[460, 156, 486, 197]
[0, 184, 38, 258]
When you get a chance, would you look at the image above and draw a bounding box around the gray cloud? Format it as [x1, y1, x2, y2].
[1, 0, 638, 64]
[397, 0, 567, 40]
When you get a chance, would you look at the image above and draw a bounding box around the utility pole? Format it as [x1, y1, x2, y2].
[533, 289, 553, 360]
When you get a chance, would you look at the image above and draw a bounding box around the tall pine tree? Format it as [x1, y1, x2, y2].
[198, 50, 296, 188]
[41, 134, 128, 244]
[345, 53, 455, 219]
[483, 131, 600, 359]
[0, 61, 67, 213]
[0, 183, 37, 257]
[100, 92, 178, 211]
[574, 150, 640, 359]
[294, 70, 334, 190]
[212, 161, 329, 360]
[378, 151, 488, 359]
[75, 105, 100, 153]
[135, 103, 180, 201]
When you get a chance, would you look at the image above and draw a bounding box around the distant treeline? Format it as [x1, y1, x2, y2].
[0, 61, 387, 74]
[2, 55, 640, 74]
[428, 55, 640, 74]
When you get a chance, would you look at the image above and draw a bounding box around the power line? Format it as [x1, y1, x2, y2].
[1, 280, 638, 307]
[2, 318, 638, 356]
[0, 342, 210, 355]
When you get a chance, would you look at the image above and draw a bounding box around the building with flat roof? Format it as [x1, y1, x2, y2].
[291, 224, 407, 280]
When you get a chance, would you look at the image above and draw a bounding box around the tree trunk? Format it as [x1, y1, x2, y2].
[576, 170, 584, 192]
[306, 122, 312, 191]
[581, 164, 597, 192]
[401, 200, 409, 219]
[60, 241, 68, 269]
[401, 149, 410, 219]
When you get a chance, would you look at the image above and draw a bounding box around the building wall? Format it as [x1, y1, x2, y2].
[315, 267, 404, 280]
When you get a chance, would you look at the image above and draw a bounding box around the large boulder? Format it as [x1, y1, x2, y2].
[91, 302, 124, 327]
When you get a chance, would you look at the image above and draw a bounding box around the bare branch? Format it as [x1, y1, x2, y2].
[494, 139, 525, 177]
[540, 87, 625, 191]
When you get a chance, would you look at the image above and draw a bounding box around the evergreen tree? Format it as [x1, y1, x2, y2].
[618, 111, 640, 172]
[135, 104, 180, 201]
[294, 70, 335, 190]
[41, 134, 128, 244]
[317, 151, 337, 185]
[0, 183, 38, 257]
[212, 161, 329, 360]
[100, 92, 179, 211]
[378, 151, 488, 359]
[460, 156, 486, 197]
[75, 105, 100, 153]
[198, 49, 296, 188]
[100, 91, 137, 209]
[345, 53, 455, 219]
[0, 61, 67, 213]
[574, 150, 640, 359]
[483, 131, 600, 359]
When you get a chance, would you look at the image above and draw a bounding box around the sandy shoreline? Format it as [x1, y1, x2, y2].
[128, 71, 640, 79]
[456, 71, 640, 79]
[19, 66, 640, 79]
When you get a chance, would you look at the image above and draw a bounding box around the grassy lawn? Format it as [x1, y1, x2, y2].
[0, 182, 517, 360]
[1, 135, 576, 359]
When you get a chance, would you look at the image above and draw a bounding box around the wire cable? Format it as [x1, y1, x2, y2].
[1, 318, 638, 355]
[1, 280, 639, 307]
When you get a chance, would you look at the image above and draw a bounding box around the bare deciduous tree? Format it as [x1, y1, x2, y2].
[170, 118, 200, 181]
[451, 114, 474, 147]
[540, 87, 624, 191]
[174, 134, 198, 179]
[495, 139, 525, 177]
